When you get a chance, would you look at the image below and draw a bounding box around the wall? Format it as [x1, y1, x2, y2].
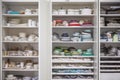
[40, 0, 51, 80]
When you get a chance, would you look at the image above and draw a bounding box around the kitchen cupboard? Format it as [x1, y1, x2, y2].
[1, 0, 40, 80]
[51, 0, 98, 80]
[0, 0, 120, 80]
[100, 0, 120, 80]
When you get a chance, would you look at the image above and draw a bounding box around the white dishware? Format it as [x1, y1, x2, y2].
[74, 9, 80, 15]
[19, 32, 26, 38]
[28, 37, 34, 41]
[20, 62, 24, 69]
[7, 23, 11, 27]
[19, 37, 27, 41]
[9, 19, 21, 24]
[31, 21, 37, 27]
[28, 19, 32, 27]
[26, 50, 33, 56]
[23, 77, 31, 80]
[26, 66, 31, 69]
[25, 9, 32, 15]
[71, 37, 81, 42]
[58, 9, 66, 15]
[4, 63, 8, 68]
[73, 32, 81, 37]
[12, 36, 19, 41]
[34, 64, 38, 69]
[80, 7, 92, 15]
[117, 49, 120, 56]
[7, 74, 14, 78]
[4, 36, 13, 41]
[53, 10, 59, 15]
[36, 9, 38, 14]
[67, 9, 74, 15]
[63, 21, 68, 26]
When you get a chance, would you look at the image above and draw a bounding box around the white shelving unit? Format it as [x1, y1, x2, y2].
[1, 0, 40, 80]
[51, 0, 98, 80]
[100, 0, 120, 75]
